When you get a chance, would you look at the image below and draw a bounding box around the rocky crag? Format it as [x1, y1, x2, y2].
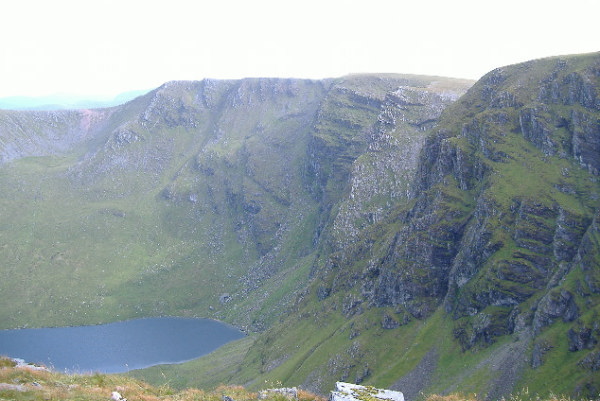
[210, 54, 599, 399]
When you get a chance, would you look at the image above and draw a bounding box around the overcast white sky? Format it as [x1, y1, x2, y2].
[1, 0, 598, 98]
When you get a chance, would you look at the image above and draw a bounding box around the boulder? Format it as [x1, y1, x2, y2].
[258, 387, 298, 400]
[111, 391, 127, 401]
[330, 382, 404, 401]
[12, 358, 49, 372]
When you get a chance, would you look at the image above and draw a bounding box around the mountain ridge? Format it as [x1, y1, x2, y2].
[167, 53, 599, 398]
[0, 73, 471, 332]
[1, 54, 599, 399]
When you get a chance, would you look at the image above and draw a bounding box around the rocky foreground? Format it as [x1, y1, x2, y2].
[0, 356, 322, 401]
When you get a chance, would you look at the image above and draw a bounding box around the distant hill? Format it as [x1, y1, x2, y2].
[0, 89, 151, 110]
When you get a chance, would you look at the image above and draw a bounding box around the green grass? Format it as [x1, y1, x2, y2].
[128, 336, 257, 389]
[518, 321, 594, 397]
[0, 78, 338, 330]
[2, 352, 593, 400]
[0, 356, 326, 401]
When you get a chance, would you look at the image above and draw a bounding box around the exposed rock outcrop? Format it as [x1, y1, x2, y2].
[330, 382, 404, 401]
[289, 53, 600, 398]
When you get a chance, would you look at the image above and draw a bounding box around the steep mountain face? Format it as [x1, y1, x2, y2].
[0, 74, 470, 332]
[349, 55, 600, 336]
[0, 108, 113, 162]
[215, 54, 599, 399]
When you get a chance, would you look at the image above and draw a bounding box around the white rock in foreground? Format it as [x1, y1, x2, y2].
[258, 387, 298, 399]
[12, 358, 49, 372]
[111, 391, 127, 401]
[330, 382, 404, 401]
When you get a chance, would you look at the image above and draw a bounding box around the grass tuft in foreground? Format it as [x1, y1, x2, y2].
[0, 357, 326, 401]
[425, 391, 596, 401]
[1, 357, 595, 401]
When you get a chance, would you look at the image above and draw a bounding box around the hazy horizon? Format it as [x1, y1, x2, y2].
[2, 0, 598, 98]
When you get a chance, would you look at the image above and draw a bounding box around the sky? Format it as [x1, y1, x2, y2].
[1, 0, 598, 98]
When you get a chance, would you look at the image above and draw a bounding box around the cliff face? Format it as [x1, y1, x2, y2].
[344, 56, 600, 322]
[415, 56, 600, 340]
[229, 54, 599, 399]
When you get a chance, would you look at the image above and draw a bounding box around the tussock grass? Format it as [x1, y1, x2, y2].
[1, 357, 590, 401]
[425, 391, 593, 401]
[0, 356, 326, 401]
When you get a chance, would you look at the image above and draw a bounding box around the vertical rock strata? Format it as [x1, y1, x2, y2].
[306, 54, 599, 397]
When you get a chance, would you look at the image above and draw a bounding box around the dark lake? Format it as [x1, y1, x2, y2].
[0, 317, 245, 373]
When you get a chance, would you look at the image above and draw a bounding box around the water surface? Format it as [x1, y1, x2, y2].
[0, 317, 244, 373]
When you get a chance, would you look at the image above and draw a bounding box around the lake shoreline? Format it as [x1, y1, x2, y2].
[0, 317, 245, 374]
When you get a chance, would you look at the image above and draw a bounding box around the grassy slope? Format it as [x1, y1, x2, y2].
[1, 356, 588, 401]
[127, 336, 257, 389]
[130, 304, 584, 399]
[0, 83, 294, 328]
[0, 153, 199, 326]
